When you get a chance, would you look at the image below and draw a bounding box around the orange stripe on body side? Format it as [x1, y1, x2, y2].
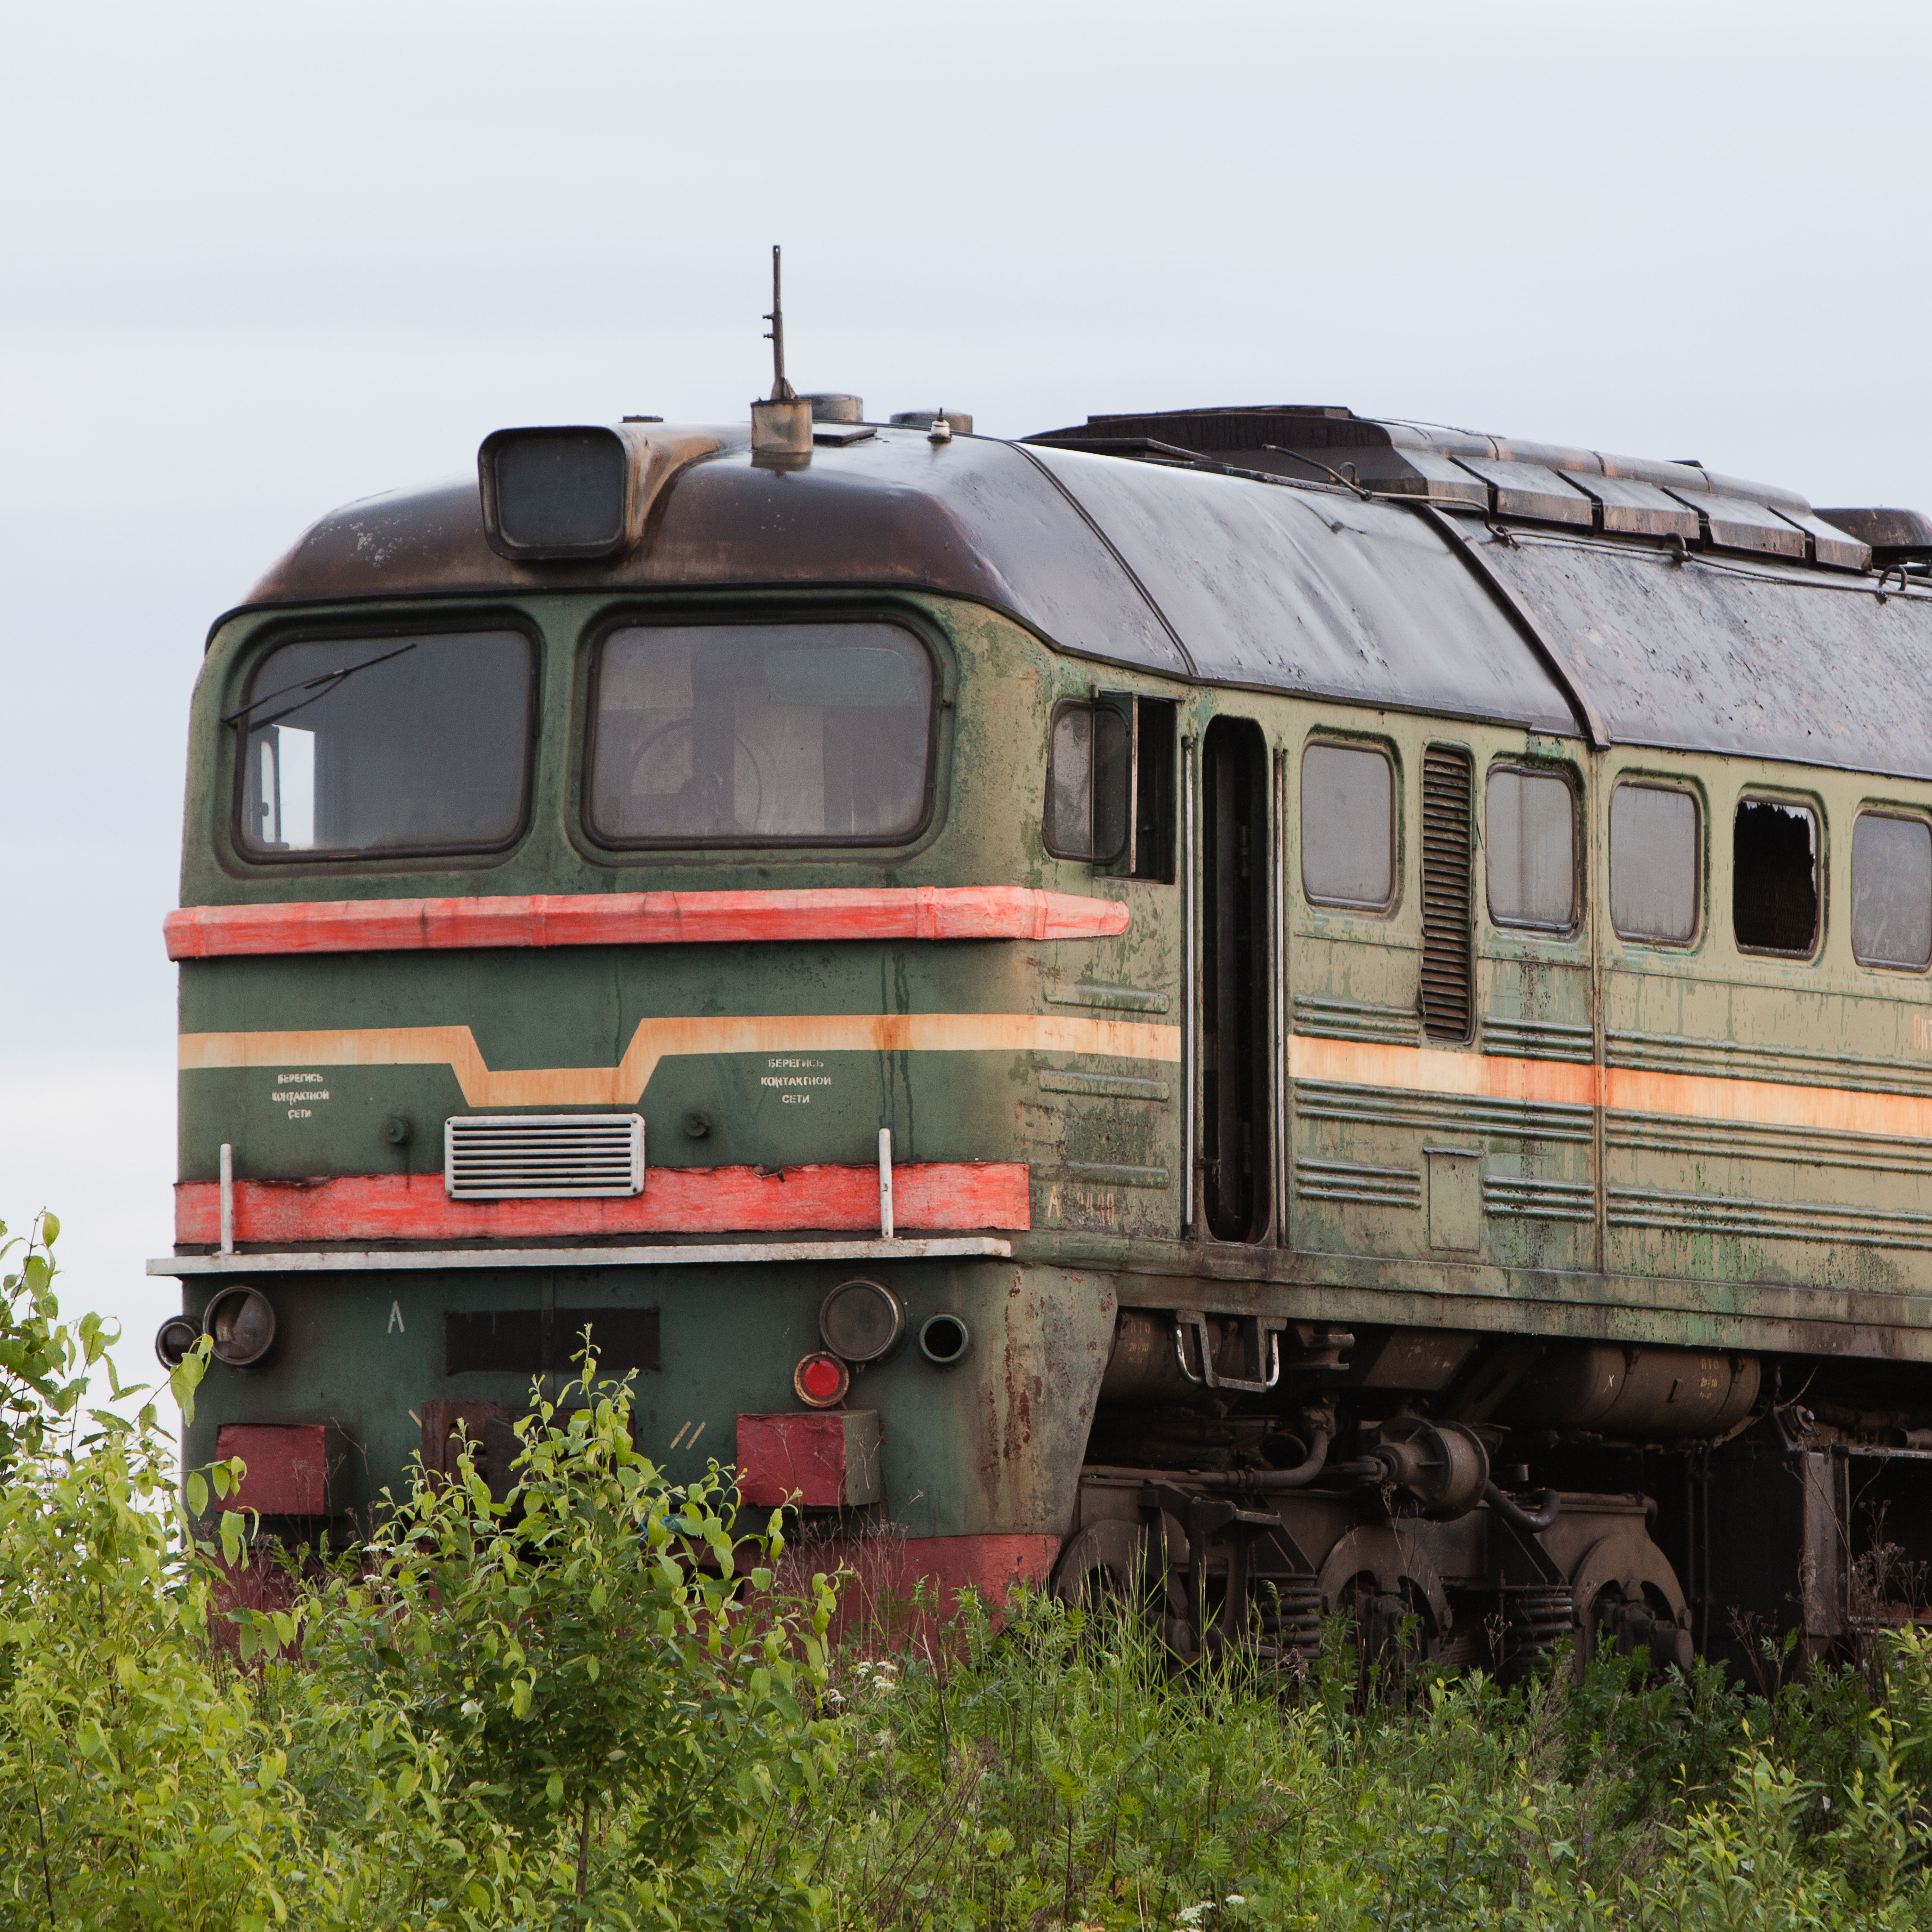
[179, 1024, 1932, 1138]
[179, 1012, 1184, 1108]
[1290, 1035, 1932, 1139]
[1288, 1036, 1599, 1108]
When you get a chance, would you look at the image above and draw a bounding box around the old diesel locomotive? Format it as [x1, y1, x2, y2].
[156, 394, 1932, 1672]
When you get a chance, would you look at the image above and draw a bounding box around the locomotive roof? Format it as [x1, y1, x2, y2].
[240, 416, 1932, 782]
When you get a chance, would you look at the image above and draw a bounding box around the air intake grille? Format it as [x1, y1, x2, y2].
[444, 1114, 645, 1200]
[1420, 746, 1473, 1042]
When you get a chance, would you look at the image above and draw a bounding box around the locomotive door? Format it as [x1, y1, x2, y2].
[1196, 717, 1273, 1242]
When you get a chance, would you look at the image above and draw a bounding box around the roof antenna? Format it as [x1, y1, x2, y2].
[752, 244, 812, 457]
[764, 245, 796, 403]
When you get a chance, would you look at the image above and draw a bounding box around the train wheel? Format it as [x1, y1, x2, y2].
[1051, 1518, 1170, 1625]
[1317, 1526, 1450, 1670]
[1570, 1528, 1693, 1673]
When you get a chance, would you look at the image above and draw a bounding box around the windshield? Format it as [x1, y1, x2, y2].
[587, 620, 935, 845]
[236, 630, 534, 857]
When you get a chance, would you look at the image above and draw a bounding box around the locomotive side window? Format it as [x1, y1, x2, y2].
[1733, 798, 1820, 955]
[236, 630, 534, 858]
[1610, 783, 1700, 943]
[1484, 767, 1577, 930]
[587, 621, 935, 847]
[1852, 812, 1932, 970]
[1043, 699, 1130, 863]
[1300, 743, 1395, 910]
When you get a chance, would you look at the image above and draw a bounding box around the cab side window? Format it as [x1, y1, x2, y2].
[1734, 799, 1819, 955]
[1611, 783, 1700, 944]
[1485, 767, 1577, 931]
[1852, 812, 1932, 970]
[1044, 700, 1129, 863]
[1301, 742, 1395, 910]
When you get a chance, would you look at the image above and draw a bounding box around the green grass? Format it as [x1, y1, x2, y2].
[3, 1210, 1931, 1930]
[812, 1589, 1932, 1930]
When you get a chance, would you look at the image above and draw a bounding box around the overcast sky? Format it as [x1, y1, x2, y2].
[4, 0, 1930, 1384]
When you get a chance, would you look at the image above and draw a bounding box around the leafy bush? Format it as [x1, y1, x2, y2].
[0, 1210, 1931, 1929]
[0, 1218, 843, 1930]
[280, 1362, 843, 1927]
[819, 1593, 1932, 1929]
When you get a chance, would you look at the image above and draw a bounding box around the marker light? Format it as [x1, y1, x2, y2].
[202, 1285, 277, 1368]
[819, 1278, 905, 1363]
[793, 1352, 850, 1409]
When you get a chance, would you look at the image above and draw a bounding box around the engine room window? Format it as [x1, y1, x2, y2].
[587, 620, 935, 846]
[1733, 798, 1820, 954]
[1300, 743, 1395, 909]
[1485, 767, 1577, 930]
[1852, 812, 1932, 970]
[1610, 783, 1700, 943]
[236, 630, 534, 858]
[1043, 699, 1129, 863]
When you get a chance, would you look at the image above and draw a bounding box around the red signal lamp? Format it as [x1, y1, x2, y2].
[793, 1351, 850, 1409]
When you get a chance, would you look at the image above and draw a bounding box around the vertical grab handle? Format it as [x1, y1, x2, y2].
[219, 1142, 235, 1256]
[1181, 736, 1197, 1230]
[878, 1127, 895, 1241]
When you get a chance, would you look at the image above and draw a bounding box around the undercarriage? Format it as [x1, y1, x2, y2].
[1056, 1310, 1932, 1675]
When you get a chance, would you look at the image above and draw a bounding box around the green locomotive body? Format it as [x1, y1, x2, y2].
[159, 403, 1932, 1664]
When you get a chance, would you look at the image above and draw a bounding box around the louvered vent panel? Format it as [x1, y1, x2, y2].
[1420, 747, 1473, 1042]
[444, 1114, 645, 1200]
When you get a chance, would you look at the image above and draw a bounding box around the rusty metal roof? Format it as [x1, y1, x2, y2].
[1464, 524, 1932, 779]
[235, 418, 1932, 778]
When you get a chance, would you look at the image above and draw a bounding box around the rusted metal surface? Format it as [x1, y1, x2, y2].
[241, 431, 1189, 681]
[1463, 523, 1932, 779]
[1560, 471, 1701, 540]
[1817, 505, 1932, 560]
[1452, 456, 1595, 526]
[237, 410, 1932, 778]
[1018, 446, 1578, 730]
[237, 429, 1578, 734]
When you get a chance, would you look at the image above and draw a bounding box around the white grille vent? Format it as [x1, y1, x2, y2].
[444, 1114, 645, 1200]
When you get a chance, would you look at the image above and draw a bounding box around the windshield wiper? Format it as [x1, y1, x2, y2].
[222, 640, 419, 731]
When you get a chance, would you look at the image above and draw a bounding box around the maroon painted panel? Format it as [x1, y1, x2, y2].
[736, 1412, 860, 1508]
[217, 1423, 332, 1515]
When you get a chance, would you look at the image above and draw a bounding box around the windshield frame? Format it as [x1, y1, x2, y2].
[226, 616, 540, 866]
[579, 609, 943, 853]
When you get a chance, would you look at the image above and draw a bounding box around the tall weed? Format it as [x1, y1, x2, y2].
[1, 1211, 1931, 1929]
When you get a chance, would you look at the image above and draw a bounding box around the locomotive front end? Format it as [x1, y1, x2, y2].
[158, 414, 1181, 1598]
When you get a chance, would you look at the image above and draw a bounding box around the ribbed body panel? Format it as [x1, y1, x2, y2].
[1420, 746, 1473, 1041]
